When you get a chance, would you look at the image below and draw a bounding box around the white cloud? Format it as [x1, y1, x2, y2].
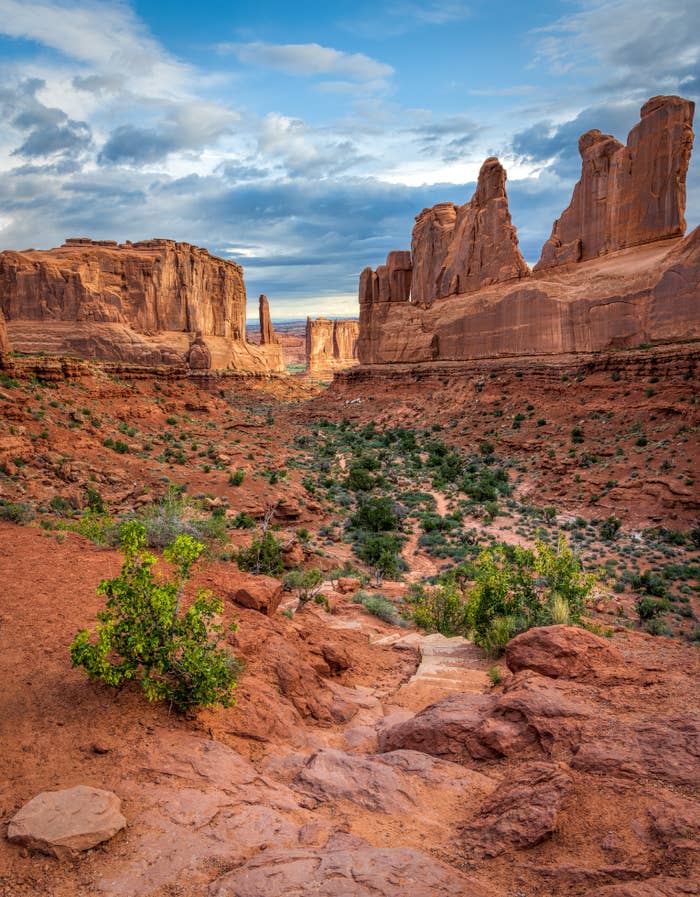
[219, 41, 394, 83]
[0, 0, 191, 99]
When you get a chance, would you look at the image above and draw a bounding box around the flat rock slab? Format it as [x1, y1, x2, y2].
[7, 785, 126, 858]
[209, 833, 496, 897]
[375, 632, 487, 697]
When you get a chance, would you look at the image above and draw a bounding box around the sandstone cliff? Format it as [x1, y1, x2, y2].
[357, 95, 698, 365]
[259, 294, 279, 345]
[306, 318, 359, 374]
[536, 95, 695, 269]
[0, 308, 10, 356]
[0, 239, 285, 373]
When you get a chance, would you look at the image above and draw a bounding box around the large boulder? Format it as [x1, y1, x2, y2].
[232, 574, 283, 616]
[505, 625, 625, 681]
[7, 785, 126, 858]
[461, 761, 573, 858]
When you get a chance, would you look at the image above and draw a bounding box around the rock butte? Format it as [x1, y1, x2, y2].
[0, 239, 285, 374]
[357, 95, 699, 365]
[305, 317, 359, 375]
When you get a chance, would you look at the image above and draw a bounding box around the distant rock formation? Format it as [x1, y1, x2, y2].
[259, 294, 279, 345]
[0, 239, 285, 373]
[306, 318, 359, 374]
[357, 95, 699, 365]
[536, 96, 695, 270]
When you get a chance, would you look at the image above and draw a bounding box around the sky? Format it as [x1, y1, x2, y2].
[0, 0, 698, 321]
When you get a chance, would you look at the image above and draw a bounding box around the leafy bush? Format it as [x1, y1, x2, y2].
[85, 486, 106, 514]
[600, 516, 621, 541]
[70, 522, 240, 712]
[130, 490, 227, 551]
[235, 530, 284, 575]
[405, 580, 469, 636]
[356, 533, 403, 583]
[634, 595, 670, 622]
[353, 591, 401, 623]
[0, 500, 35, 524]
[231, 511, 256, 530]
[419, 535, 595, 656]
[284, 567, 324, 601]
[349, 497, 398, 533]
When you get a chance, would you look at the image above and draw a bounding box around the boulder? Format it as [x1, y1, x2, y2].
[461, 761, 573, 858]
[335, 576, 361, 594]
[7, 785, 126, 858]
[505, 625, 625, 680]
[232, 574, 283, 616]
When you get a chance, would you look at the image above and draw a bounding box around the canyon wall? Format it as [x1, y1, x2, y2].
[0, 239, 285, 373]
[0, 309, 10, 356]
[358, 96, 698, 365]
[306, 318, 359, 374]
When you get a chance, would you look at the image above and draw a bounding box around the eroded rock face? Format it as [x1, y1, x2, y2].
[258, 294, 278, 345]
[357, 95, 698, 365]
[186, 331, 212, 370]
[208, 832, 496, 897]
[0, 239, 286, 373]
[413, 157, 528, 304]
[7, 785, 126, 858]
[306, 318, 359, 374]
[536, 96, 695, 270]
[0, 308, 10, 355]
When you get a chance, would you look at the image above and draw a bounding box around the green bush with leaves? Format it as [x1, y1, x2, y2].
[405, 580, 469, 636]
[70, 522, 240, 712]
[284, 567, 324, 601]
[235, 530, 284, 575]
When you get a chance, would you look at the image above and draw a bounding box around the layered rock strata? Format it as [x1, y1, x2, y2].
[536, 95, 695, 269]
[0, 308, 10, 356]
[0, 239, 285, 373]
[259, 294, 279, 345]
[357, 96, 699, 365]
[306, 318, 359, 374]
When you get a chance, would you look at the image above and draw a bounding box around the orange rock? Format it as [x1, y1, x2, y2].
[0, 239, 286, 374]
[258, 294, 279, 345]
[536, 96, 695, 270]
[0, 308, 10, 355]
[305, 317, 358, 374]
[232, 574, 283, 616]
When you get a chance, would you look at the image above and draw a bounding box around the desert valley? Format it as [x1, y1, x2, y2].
[0, 74, 699, 897]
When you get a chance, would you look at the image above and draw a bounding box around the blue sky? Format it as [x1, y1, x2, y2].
[0, 0, 698, 320]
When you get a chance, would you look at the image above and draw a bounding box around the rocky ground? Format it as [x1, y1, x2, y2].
[0, 349, 698, 896]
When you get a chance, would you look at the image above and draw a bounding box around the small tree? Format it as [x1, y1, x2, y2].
[234, 505, 284, 575]
[70, 521, 240, 712]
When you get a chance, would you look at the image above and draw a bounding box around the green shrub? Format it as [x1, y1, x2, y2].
[405, 580, 469, 636]
[349, 497, 398, 533]
[0, 501, 35, 524]
[235, 530, 284, 575]
[356, 533, 403, 583]
[600, 516, 621, 541]
[635, 595, 670, 622]
[70, 522, 240, 712]
[70, 510, 115, 545]
[85, 486, 106, 514]
[231, 511, 256, 530]
[354, 591, 400, 624]
[284, 567, 324, 602]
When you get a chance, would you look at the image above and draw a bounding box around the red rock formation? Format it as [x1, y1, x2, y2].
[412, 158, 528, 305]
[306, 318, 359, 374]
[0, 239, 285, 373]
[536, 96, 695, 270]
[0, 308, 10, 356]
[258, 294, 278, 345]
[357, 95, 698, 365]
